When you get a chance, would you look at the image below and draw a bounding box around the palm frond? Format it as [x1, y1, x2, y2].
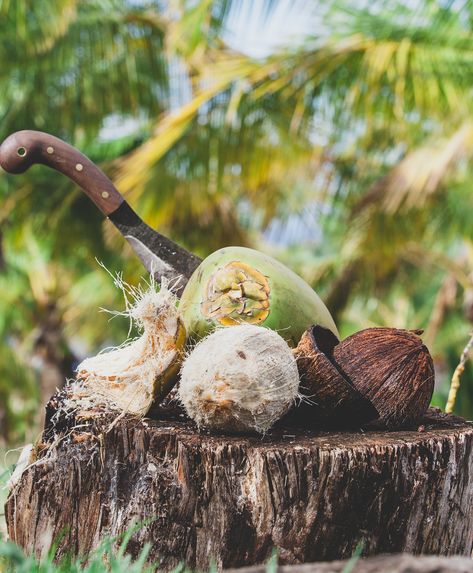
[0, 1, 168, 140]
[356, 122, 473, 213]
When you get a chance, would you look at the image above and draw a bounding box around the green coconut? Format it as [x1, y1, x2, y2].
[179, 246, 339, 347]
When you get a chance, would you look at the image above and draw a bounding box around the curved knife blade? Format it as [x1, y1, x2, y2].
[109, 202, 201, 293]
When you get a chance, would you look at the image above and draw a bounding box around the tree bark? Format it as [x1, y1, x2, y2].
[5, 395, 473, 571]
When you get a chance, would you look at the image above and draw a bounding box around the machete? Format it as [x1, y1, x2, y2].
[0, 130, 201, 294]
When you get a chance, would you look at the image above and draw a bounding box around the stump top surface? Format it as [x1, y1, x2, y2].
[134, 408, 472, 451]
[45, 388, 473, 453]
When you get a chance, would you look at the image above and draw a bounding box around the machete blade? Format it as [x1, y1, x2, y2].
[109, 202, 202, 295]
[0, 130, 203, 295]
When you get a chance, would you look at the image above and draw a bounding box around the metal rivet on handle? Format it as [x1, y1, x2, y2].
[46, 146, 54, 155]
[101, 191, 110, 199]
[75, 163, 83, 172]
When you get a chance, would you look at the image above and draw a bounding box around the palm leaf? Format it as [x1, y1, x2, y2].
[356, 122, 473, 213]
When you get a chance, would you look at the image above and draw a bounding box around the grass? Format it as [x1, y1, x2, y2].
[0, 533, 362, 573]
[0, 450, 17, 539]
[0, 528, 159, 573]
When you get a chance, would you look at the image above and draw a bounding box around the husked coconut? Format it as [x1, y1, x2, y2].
[179, 324, 300, 433]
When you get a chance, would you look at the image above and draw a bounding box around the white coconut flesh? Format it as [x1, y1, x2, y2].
[77, 280, 185, 416]
[179, 324, 300, 433]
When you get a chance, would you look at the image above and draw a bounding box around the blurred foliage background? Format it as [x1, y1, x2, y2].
[0, 0, 472, 448]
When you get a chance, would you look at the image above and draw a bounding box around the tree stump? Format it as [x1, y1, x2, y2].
[5, 391, 473, 571]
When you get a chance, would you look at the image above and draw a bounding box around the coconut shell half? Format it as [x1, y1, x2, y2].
[289, 325, 378, 428]
[333, 328, 435, 428]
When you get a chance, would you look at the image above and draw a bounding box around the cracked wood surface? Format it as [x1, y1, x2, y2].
[5, 398, 473, 571]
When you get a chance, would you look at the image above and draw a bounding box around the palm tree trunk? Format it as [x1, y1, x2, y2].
[0, 394, 9, 446]
[33, 303, 76, 426]
[325, 261, 360, 324]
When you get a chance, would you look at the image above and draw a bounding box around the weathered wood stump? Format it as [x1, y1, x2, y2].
[5, 393, 473, 571]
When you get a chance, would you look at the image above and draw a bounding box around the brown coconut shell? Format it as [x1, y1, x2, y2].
[291, 325, 435, 430]
[333, 327, 435, 428]
[288, 325, 378, 428]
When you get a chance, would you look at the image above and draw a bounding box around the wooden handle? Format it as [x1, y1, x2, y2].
[0, 130, 124, 215]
